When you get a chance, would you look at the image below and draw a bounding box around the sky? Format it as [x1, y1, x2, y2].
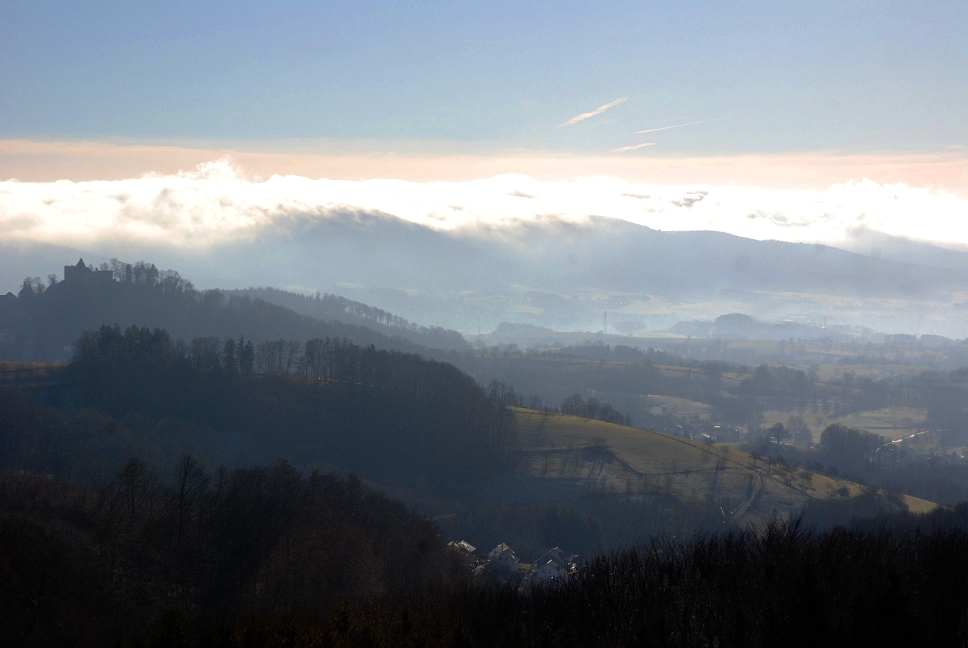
[1, 1, 968, 253]
[3, 1, 967, 152]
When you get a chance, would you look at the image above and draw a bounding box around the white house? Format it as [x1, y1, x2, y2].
[533, 547, 575, 583]
[535, 558, 567, 583]
[487, 543, 519, 571]
[448, 540, 477, 555]
[535, 547, 572, 568]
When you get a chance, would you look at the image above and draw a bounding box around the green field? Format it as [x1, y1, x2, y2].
[760, 406, 928, 444]
[511, 408, 936, 525]
[0, 360, 62, 387]
[643, 394, 713, 419]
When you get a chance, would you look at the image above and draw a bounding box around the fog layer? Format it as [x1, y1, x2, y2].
[3, 159, 966, 251]
[4, 159, 968, 337]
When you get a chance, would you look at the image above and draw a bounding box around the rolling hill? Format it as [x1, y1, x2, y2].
[0, 262, 462, 362]
[510, 408, 936, 526]
[230, 286, 468, 350]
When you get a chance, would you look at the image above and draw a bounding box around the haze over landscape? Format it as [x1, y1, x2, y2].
[4, 1, 968, 646]
[6, 159, 968, 336]
[4, 1, 968, 339]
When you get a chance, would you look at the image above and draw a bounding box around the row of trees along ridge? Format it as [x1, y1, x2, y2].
[65, 325, 516, 481]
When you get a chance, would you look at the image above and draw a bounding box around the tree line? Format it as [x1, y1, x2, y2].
[484, 379, 633, 426]
[559, 393, 632, 426]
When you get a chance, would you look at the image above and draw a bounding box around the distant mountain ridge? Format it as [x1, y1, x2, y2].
[6, 213, 968, 299]
[4, 213, 968, 336]
[225, 211, 968, 298]
[670, 313, 846, 341]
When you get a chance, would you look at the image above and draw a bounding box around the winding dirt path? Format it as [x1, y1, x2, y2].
[730, 473, 762, 524]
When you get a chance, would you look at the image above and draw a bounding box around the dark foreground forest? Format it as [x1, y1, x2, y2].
[6, 463, 968, 647]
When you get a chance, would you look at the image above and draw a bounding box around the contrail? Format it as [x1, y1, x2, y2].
[562, 98, 628, 126]
[635, 116, 731, 135]
[611, 142, 656, 153]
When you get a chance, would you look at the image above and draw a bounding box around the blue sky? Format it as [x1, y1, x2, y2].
[3, 1, 967, 154]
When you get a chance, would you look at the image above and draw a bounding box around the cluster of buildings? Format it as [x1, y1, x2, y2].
[448, 540, 577, 584]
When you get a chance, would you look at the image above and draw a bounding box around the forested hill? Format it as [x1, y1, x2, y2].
[0, 261, 451, 362]
[233, 287, 468, 350]
[2, 324, 515, 483]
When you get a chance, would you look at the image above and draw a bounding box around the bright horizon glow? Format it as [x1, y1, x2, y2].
[2, 156, 968, 255]
[4, 139, 968, 189]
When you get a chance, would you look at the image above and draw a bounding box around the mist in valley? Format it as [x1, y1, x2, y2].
[4, 0, 968, 645]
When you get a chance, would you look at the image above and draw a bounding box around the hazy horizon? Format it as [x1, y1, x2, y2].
[3, 1, 968, 339]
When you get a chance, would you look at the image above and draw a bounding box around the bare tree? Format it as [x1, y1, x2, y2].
[175, 454, 209, 549]
[284, 340, 302, 374]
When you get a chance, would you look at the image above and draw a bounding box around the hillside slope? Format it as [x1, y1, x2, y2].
[232, 287, 468, 350]
[511, 408, 935, 526]
[0, 266, 455, 362]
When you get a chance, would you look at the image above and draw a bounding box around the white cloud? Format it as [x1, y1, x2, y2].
[1, 158, 967, 253]
[561, 98, 627, 126]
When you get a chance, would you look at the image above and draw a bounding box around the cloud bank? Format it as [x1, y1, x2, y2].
[1, 158, 966, 254]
